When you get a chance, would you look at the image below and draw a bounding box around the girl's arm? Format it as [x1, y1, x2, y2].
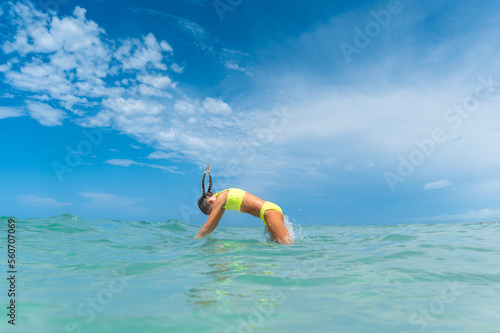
[195, 196, 226, 239]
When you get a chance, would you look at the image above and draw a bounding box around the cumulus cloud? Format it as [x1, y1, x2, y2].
[135, 73, 176, 97]
[0, 63, 12, 72]
[27, 102, 66, 126]
[201, 97, 232, 115]
[91, 97, 166, 138]
[170, 63, 184, 73]
[174, 100, 196, 114]
[1, 2, 248, 164]
[115, 33, 171, 71]
[423, 179, 452, 190]
[2, 2, 174, 112]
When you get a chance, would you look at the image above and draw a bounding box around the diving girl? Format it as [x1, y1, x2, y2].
[195, 166, 292, 244]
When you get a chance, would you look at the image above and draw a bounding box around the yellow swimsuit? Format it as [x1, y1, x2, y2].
[216, 188, 282, 227]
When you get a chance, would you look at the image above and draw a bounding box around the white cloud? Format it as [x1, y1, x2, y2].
[137, 73, 175, 89]
[220, 48, 253, 76]
[135, 73, 176, 97]
[177, 19, 208, 42]
[104, 158, 183, 173]
[27, 102, 66, 126]
[224, 61, 252, 77]
[18, 194, 72, 207]
[5, 59, 72, 98]
[0, 63, 12, 72]
[224, 62, 240, 70]
[148, 151, 181, 159]
[147, 163, 181, 172]
[257, 73, 500, 182]
[90, 97, 166, 138]
[160, 41, 173, 53]
[130, 144, 143, 149]
[170, 63, 184, 73]
[115, 33, 170, 71]
[201, 97, 232, 115]
[423, 179, 452, 190]
[103, 97, 164, 116]
[0, 106, 25, 119]
[1, 3, 250, 165]
[3, 0, 499, 182]
[105, 159, 136, 167]
[174, 100, 196, 114]
[2, 2, 172, 112]
[219, 2, 498, 182]
[4, 5, 111, 84]
[2, 4, 111, 110]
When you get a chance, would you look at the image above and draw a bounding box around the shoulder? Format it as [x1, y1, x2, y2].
[216, 190, 229, 203]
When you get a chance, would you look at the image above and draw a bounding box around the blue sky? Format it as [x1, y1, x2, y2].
[1, 0, 500, 225]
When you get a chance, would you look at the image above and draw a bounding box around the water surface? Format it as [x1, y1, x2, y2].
[1, 215, 499, 333]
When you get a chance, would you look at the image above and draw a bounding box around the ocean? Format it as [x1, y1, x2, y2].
[1, 215, 499, 333]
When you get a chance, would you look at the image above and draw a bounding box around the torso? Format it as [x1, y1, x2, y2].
[217, 189, 265, 219]
[240, 192, 266, 219]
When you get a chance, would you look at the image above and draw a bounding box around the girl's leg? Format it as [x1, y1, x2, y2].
[264, 210, 291, 244]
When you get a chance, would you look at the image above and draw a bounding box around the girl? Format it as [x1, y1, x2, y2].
[195, 166, 292, 244]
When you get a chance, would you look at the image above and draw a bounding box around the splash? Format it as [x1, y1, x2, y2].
[262, 215, 304, 243]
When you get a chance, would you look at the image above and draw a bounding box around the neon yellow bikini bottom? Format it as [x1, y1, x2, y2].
[260, 201, 283, 227]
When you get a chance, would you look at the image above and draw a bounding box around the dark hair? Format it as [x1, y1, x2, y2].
[198, 166, 214, 215]
[198, 192, 214, 215]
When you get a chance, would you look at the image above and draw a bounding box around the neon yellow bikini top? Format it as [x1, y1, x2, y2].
[216, 188, 246, 212]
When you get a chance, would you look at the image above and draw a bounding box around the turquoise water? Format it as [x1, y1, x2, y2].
[1, 215, 499, 333]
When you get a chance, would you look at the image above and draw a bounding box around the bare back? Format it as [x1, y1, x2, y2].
[239, 192, 266, 218]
